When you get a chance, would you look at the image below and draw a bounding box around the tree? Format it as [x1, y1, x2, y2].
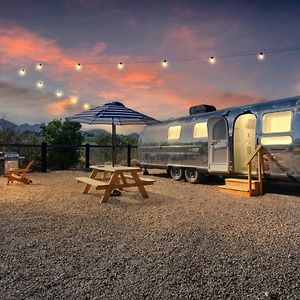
[41, 120, 84, 169]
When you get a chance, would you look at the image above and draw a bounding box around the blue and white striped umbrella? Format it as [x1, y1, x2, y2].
[66, 101, 159, 125]
[66, 101, 159, 165]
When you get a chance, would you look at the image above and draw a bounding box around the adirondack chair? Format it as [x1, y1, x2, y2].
[7, 161, 34, 185]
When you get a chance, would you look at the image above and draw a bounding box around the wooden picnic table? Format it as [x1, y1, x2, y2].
[76, 165, 155, 203]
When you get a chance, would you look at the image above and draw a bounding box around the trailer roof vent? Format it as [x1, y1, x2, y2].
[189, 104, 216, 115]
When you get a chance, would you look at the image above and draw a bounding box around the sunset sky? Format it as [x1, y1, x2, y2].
[1, 0, 300, 132]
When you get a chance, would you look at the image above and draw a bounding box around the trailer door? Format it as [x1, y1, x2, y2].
[208, 116, 229, 172]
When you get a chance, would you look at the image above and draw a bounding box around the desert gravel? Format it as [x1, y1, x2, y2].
[0, 170, 299, 299]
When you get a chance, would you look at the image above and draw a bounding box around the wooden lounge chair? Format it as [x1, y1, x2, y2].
[7, 161, 34, 185]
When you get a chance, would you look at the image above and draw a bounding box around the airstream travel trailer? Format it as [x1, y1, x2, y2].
[138, 96, 300, 185]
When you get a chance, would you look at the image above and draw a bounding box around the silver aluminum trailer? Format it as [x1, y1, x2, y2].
[138, 96, 300, 183]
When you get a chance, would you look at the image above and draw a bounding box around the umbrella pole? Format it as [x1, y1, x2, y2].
[112, 121, 116, 166]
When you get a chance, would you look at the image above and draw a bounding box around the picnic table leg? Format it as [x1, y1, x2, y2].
[130, 171, 149, 198]
[100, 171, 119, 203]
[82, 169, 98, 194]
[116, 172, 127, 190]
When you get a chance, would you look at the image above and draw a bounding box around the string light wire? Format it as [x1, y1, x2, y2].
[26, 45, 300, 67]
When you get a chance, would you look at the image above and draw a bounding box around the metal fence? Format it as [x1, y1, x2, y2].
[0, 143, 138, 171]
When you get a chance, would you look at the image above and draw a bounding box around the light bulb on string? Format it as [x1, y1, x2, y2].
[257, 51, 265, 60]
[209, 56, 216, 64]
[83, 103, 90, 110]
[18, 68, 26, 77]
[118, 62, 124, 70]
[75, 63, 82, 71]
[55, 90, 63, 98]
[36, 80, 44, 89]
[70, 96, 78, 105]
[162, 59, 168, 68]
[35, 63, 43, 71]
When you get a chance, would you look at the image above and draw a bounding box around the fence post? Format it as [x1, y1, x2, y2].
[41, 142, 47, 172]
[85, 143, 90, 169]
[127, 144, 131, 167]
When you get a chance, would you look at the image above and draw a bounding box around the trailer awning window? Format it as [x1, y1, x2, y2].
[261, 136, 292, 145]
[168, 126, 181, 140]
[262, 111, 292, 133]
[193, 122, 208, 138]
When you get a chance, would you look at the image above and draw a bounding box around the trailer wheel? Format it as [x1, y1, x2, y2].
[185, 168, 202, 184]
[170, 167, 184, 181]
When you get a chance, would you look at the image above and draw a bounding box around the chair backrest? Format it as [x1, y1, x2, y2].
[24, 160, 34, 173]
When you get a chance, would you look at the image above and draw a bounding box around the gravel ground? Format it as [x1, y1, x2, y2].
[0, 170, 299, 299]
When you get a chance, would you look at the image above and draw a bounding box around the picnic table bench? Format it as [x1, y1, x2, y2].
[76, 165, 155, 203]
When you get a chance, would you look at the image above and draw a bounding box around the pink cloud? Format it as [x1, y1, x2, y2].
[0, 22, 263, 125]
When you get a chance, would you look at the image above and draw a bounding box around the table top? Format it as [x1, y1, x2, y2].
[90, 165, 141, 172]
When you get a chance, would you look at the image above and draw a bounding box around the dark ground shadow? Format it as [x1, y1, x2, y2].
[263, 180, 300, 197]
[146, 170, 225, 186]
[145, 170, 300, 196]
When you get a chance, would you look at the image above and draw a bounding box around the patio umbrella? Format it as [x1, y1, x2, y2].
[66, 101, 159, 166]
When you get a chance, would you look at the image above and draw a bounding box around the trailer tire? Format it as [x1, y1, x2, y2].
[170, 167, 184, 181]
[185, 168, 202, 184]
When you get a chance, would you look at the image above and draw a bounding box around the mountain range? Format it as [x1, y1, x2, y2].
[0, 118, 140, 139]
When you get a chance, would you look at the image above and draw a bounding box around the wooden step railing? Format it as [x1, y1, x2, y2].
[246, 145, 298, 196]
[246, 146, 265, 196]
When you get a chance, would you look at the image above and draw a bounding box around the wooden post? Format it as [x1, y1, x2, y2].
[257, 149, 262, 195]
[127, 144, 131, 167]
[41, 142, 47, 172]
[248, 162, 252, 196]
[85, 143, 90, 169]
[112, 121, 116, 167]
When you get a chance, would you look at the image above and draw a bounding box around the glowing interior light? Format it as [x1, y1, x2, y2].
[36, 80, 44, 89]
[257, 51, 265, 60]
[75, 63, 82, 71]
[56, 90, 63, 98]
[209, 56, 216, 64]
[18, 68, 26, 76]
[118, 62, 124, 70]
[162, 59, 168, 68]
[70, 96, 78, 105]
[83, 103, 90, 110]
[35, 63, 43, 71]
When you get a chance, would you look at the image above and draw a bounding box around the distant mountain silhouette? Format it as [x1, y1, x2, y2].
[0, 118, 18, 132]
[85, 128, 108, 135]
[0, 118, 140, 138]
[127, 132, 140, 141]
[19, 123, 42, 133]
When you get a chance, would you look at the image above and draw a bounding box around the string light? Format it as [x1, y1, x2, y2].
[18, 68, 26, 77]
[257, 51, 265, 60]
[55, 90, 63, 98]
[75, 63, 82, 71]
[209, 56, 216, 64]
[35, 63, 43, 71]
[36, 80, 44, 89]
[162, 59, 168, 68]
[118, 62, 124, 70]
[83, 103, 90, 110]
[70, 96, 78, 104]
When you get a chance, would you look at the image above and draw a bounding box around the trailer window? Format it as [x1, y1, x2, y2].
[262, 111, 292, 133]
[168, 126, 181, 140]
[193, 122, 208, 138]
[261, 136, 292, 145]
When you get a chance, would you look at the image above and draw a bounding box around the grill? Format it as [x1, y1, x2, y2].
[0, 152, 19, 159]
[0, 152, 21, 175]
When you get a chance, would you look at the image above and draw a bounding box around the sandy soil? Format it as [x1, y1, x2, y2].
[0, 170, 299, 299]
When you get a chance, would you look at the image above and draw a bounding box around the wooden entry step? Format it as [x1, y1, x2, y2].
[219, 178, 261, 197]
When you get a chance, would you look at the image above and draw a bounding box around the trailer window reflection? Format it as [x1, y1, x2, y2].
[261, 136, 292, 145]
[262, 111, 292, 133]
[168, 126, 181, 140]
[193, 122, 208, 138]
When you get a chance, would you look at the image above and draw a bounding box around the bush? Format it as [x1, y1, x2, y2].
[41, 120, 84, 170]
